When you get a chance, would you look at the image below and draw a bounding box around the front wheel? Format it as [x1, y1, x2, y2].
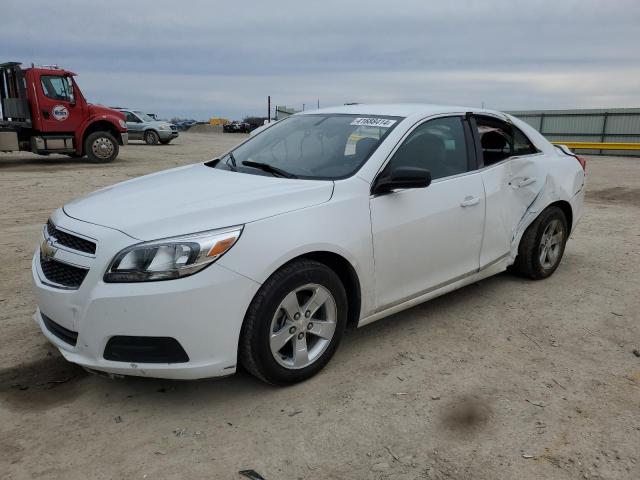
[239, 259, 348, 385]
[513, 206, 568, 279]
[144, 130, 160, 145]
[84, 131, 119, 163]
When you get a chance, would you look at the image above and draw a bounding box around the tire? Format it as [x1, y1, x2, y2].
[239, 259, 348, 385]
[144, 130, 160, 145]
[84, 131, 119, 163]
[159, 139, 172, 145]
[512, 206, 568, 280]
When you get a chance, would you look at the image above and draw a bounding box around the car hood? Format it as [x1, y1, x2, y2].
[88, 103, 125, 121]
[64, 164, 334, 240]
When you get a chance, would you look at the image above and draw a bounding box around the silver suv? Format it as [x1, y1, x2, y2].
[118, 109, 178, 145]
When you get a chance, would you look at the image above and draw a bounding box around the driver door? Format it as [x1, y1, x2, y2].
[369, 115, 485, 310]
[37, 74, 83, 134]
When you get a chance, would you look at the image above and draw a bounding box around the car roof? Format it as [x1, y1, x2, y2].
[298, 103, 507, 118]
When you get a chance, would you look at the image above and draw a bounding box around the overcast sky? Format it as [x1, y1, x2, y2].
[4, 0, 639, 120]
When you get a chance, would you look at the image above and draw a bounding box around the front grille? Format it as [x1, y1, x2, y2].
[42, 313, 78, 346]
[47, 220, 96, 255]
[40, 255, 89, 288]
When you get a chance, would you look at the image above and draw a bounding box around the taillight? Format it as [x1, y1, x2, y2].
[575, 155, 586, 172]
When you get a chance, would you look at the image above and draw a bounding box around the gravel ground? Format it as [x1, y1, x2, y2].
[1, 132, 639, 480]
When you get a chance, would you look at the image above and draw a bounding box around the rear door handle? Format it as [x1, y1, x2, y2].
[460, 196, 480, 207]
[516, 177, 536, 188]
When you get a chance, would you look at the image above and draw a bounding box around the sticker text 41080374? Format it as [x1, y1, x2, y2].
[350, 118, 397, 128]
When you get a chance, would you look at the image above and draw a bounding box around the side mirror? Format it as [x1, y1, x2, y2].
[372, 166, 432, 195]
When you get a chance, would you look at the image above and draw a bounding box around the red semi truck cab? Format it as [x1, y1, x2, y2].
[0, 62, 127, 162]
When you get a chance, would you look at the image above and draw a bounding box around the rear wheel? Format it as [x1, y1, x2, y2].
[144, 130, 160, 145]
[239, 259, 348, 385]
[513, 206, 568, 279]
[84, 131, 119, 163]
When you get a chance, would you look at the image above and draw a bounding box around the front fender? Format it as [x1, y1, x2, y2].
[217, 180, 377, 318]
[75, 115, 126, 154]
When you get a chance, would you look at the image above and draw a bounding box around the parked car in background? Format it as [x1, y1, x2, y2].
[223, 121, 251, 133]
[117, 109, 178, 144]
[175, 120, 197, 131]
[32, 104, 585, 385]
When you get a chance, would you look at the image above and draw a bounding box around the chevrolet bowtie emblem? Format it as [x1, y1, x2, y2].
[41, 237, 57, 261]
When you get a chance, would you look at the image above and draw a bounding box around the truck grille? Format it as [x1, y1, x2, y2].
[40, 254, 89, 289]
[47, 220, 96, 254]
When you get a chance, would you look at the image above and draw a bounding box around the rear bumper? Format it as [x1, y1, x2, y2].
[569, 185, 586, 235]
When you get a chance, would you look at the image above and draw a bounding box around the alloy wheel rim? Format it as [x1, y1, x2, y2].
[146, 132, 156, 143]
[269, 283, 337, 369]
[539, 219, 564, 270]
[92, 137, 114, 159]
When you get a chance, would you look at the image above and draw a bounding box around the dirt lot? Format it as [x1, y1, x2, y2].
[1, 132, 639, 480]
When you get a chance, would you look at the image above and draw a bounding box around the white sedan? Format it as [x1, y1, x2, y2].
[32, 104, 585, 384]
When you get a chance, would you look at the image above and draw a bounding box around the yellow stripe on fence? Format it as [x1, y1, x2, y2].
[552, 141, 640, 151]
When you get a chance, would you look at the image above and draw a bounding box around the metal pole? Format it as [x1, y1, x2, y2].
[317, 99, 320, 109]
[267, 96, 271, 123]
[302, 103, 305, 111]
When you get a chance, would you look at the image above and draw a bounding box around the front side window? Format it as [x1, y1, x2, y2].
[476, 116, 539, 166]
[215, 114, 402, 179]
[124, 111, 141, 123]
[384, 116, 470, 180]
[40, 75, 73, 102]
[134, 111, 156, 122]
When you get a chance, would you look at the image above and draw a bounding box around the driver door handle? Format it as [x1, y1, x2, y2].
[460, 196, 480, 207]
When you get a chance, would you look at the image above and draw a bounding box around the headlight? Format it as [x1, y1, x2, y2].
[104, 226, 243, 283]
[158, 124, 169, 130]
[118, 119, 127, 128]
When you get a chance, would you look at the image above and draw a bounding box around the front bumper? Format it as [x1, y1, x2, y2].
[158, 129, 179, 140]
[32, 212, 260, 379]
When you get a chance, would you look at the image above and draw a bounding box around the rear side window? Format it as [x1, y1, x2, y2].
[386, 116, 470, 180]
[476, 116, 539, 166]
[40, 75, 73, 102]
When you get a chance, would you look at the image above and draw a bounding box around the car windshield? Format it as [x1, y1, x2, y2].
[215, 114, 403, 179]
[134, 111, 156, 122]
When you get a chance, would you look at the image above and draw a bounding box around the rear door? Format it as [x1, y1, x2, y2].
[472, 114, 548, 266]
[369, 115, 485, 310]
[37, 73, 83, 134]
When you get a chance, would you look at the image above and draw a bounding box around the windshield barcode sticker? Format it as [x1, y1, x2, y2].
[350, 118, 397, 128]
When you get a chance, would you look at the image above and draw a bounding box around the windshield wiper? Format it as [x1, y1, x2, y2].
[227, 152, 238, 171]
[242, 161, 297, 178]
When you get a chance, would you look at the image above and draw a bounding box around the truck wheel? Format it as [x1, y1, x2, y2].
[84, 131, 119, 163]
[144, 131, 160, 145]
